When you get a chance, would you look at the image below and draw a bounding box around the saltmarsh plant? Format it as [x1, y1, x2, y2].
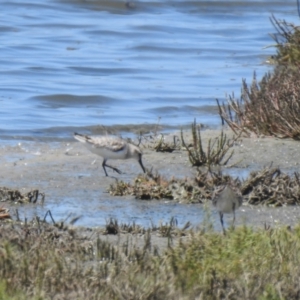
[218, 16, 300, 140]
[109, 170, 175, 200]
[153, 134, 180, 153]
[2, 220, 300, 299]
[108, 168, 217, 203]
[166, 225, 300, 298]
[181, 119, 239, 167]
[0, 280, 28, 300]
[217, 67, 300, 139]
[109, 165, 300, 205]
[269, 15, 300, 65]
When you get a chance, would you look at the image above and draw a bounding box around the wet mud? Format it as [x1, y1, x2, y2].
[1, 128, 300, 232]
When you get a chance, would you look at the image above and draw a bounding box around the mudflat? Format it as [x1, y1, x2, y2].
[1, 128, 300, 236]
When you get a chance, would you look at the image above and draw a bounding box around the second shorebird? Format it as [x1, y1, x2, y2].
[74, 132, 146, 176]
[212, 183, 243, 232]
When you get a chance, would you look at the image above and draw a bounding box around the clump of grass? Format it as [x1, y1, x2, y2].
[218, 16, 300, 139]
[153, 134, 180, 153]
[164, 225, 300, 298]
[242, 165, 300, 206]
[269, 15, 300, 65]
[0, 280, 28, 300]
[109, 164, 300, 206]
[135, 117, 180, 152]
[181, 119, 239, 167]
[0, 207, 11, 220]
[109, 170, 175, 200]
[103, 218, 147, 235]
[109, 168, 235, 203]
[0, 187, 45, 204]
[105, 218, 119, 234]
[108, 179, 132, 196]
[2, 216, 300, 299]
[218, 67, 300, 139]
[108, 170, 184, 201]
[154, 217, 191, 238]
[100, 217, 191, 237]
[140, 131, 180, 153]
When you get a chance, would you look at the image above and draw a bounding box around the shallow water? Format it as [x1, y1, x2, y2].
[13, 196, 207, 228]
[11, 190, 300, 230]
[1, 0, 299, 139]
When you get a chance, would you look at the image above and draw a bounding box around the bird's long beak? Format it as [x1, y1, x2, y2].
[138, 155, 146, 173]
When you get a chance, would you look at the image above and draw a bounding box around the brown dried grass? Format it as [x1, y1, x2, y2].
[218, 67, 300, 139]
[218, 16, 300, 139]
[109, 164, 300, 207]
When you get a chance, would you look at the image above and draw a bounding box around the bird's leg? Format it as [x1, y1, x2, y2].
[102, 159, 122, 176]
[102, 159, 109, 176]
[219, 212, 226, 235]
[106, 164, 122, 174]
[232, 203, 236, 228]
[138, 155, 146, 173]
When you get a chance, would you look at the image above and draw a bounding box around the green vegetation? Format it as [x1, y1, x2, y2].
[269, 15, 300, 65]
[1, 219, 300, 299]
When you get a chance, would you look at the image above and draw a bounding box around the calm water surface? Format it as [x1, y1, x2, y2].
[1, 0, 299, 228]
[1, 0, 299, 139]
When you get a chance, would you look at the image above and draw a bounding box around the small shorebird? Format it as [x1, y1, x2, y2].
[212, 183, 243, 232]
[74, 132, 146, 176]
